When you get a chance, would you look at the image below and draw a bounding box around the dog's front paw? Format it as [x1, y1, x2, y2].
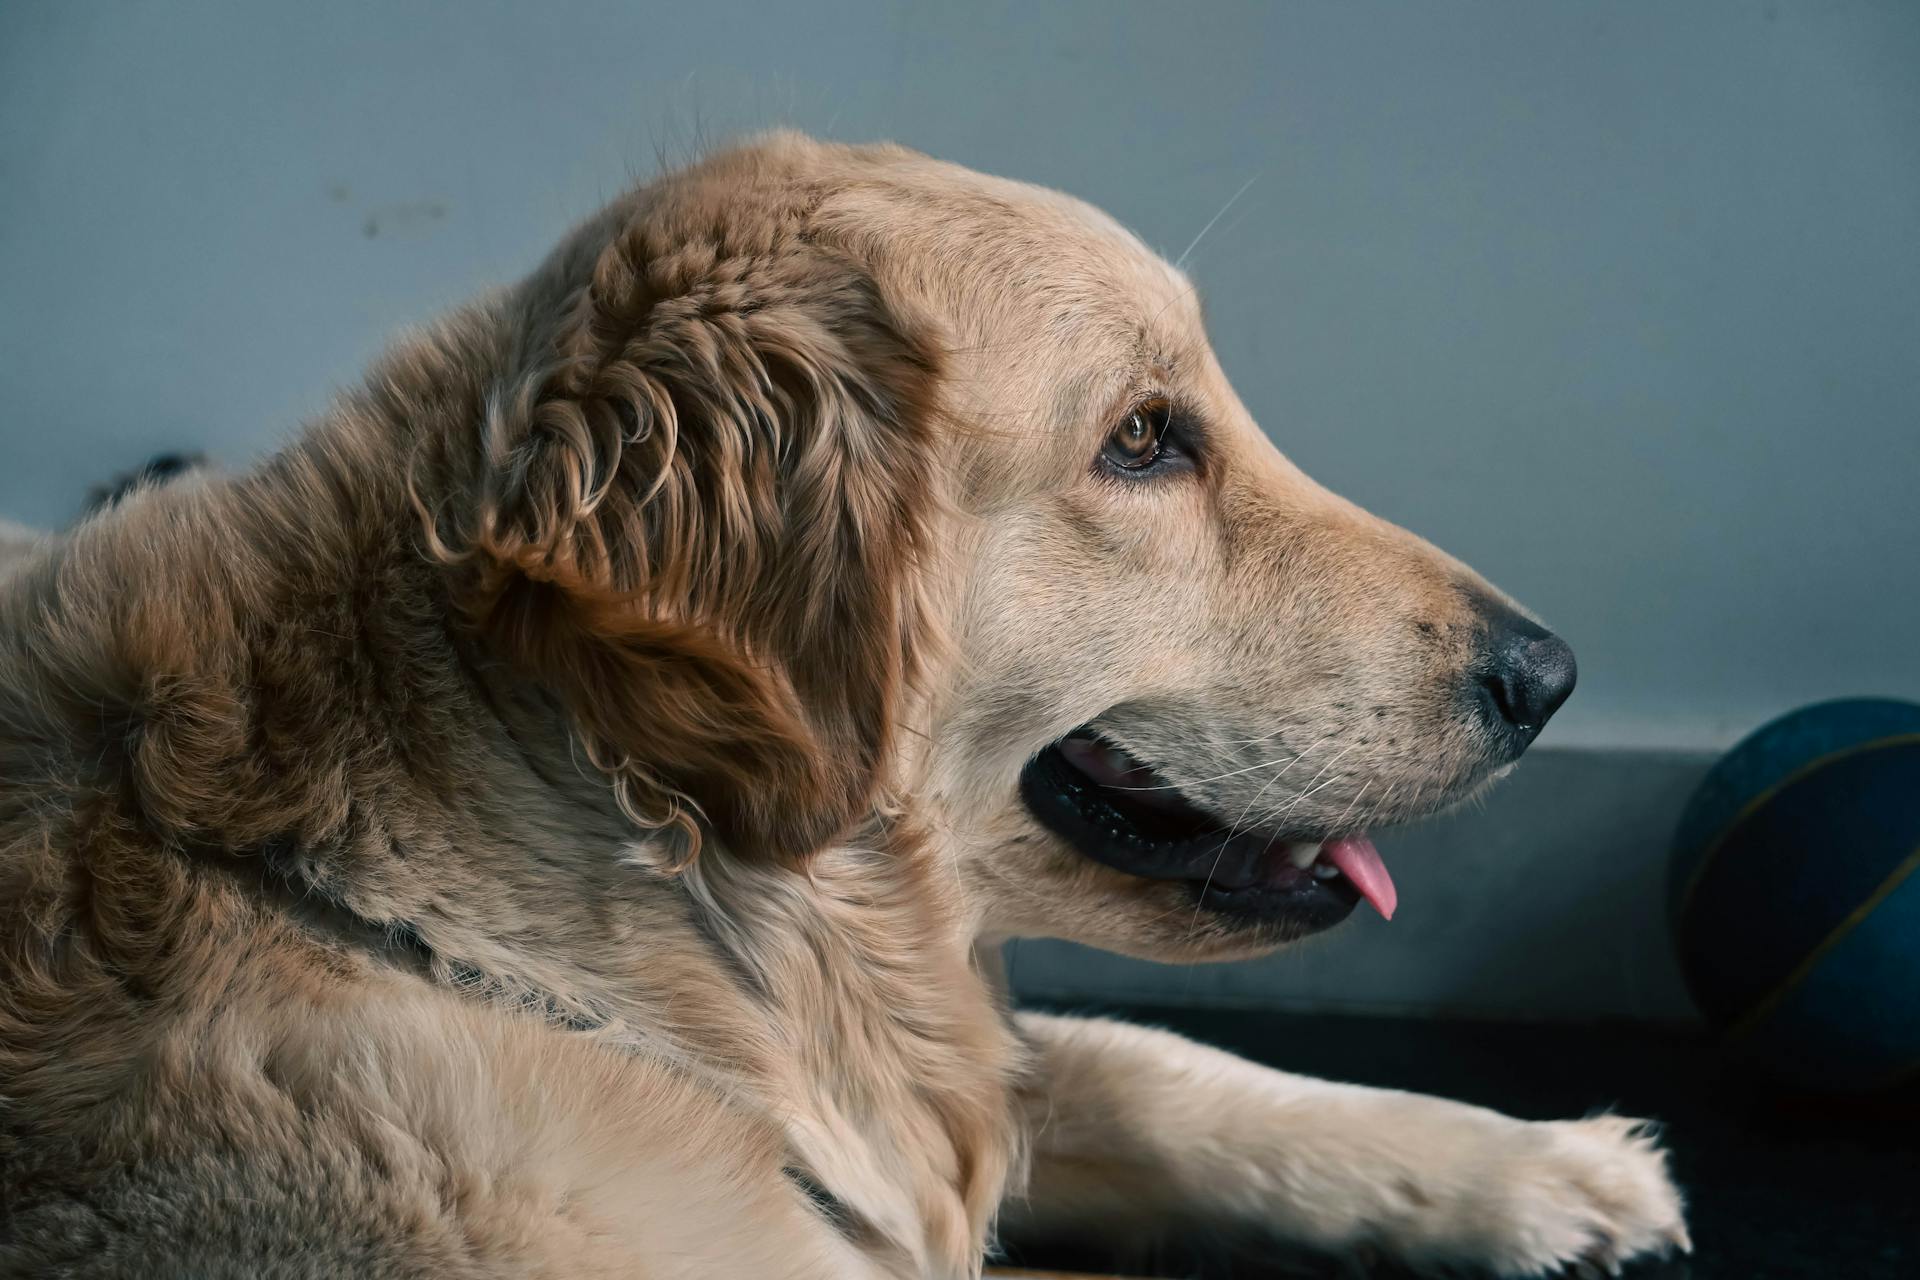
[1417, 1114, 1691, 1278]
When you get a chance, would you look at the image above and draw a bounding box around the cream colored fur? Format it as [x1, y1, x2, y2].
[0, 135, 1685, 1278]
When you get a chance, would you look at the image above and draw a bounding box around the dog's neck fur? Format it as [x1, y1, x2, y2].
[0, 309, 1022, 1277]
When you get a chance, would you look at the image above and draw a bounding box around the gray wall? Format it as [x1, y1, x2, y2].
[4, 2, 1917, 1018]
[6, 1, 1916, 752]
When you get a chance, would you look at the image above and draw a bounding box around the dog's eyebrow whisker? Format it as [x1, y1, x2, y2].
[1144, 279, 1204, 343]
[1173, 173, 1259, 271]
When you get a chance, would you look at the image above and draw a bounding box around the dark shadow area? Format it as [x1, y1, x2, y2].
[996, 1005, 1918, 1279]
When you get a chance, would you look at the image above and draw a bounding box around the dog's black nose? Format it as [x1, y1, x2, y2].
[1473, 600, 1576, 750]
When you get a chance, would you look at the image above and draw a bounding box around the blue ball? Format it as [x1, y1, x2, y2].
[1670, 698, 1920, 1092]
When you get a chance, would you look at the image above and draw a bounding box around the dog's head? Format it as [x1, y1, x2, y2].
[432, 135, 1573, 961]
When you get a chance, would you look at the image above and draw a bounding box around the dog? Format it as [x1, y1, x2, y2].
[0, 134, 1687, 1278]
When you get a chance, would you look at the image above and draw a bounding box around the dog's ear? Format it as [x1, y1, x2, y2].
[429, 210, 941, 864]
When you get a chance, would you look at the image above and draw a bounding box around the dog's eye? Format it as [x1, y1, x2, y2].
[1102, 398, 1172, 471]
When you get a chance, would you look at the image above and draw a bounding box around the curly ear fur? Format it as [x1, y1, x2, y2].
[423, 189, 941, 864]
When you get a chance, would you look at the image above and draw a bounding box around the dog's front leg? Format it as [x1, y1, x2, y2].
[1005, 1013, 1689, 1277]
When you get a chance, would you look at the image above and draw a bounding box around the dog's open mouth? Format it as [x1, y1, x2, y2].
[1019, 730, 1397, 929]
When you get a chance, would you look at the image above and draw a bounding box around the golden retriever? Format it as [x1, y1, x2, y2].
[0, 134, 1687, 1278]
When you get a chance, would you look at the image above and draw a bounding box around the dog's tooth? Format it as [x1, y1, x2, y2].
[1284, 840, 1322, 869]
[1312, 862, 1341, 880]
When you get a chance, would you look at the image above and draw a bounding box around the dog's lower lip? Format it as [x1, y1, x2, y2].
[1017, 733, 1368, 931]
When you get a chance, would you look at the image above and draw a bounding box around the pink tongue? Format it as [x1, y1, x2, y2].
[1323, 836, 1397, 921]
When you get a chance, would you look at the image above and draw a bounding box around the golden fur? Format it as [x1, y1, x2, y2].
[0, 135, 1685, 1278]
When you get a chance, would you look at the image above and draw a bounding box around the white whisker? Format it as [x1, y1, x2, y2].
[1261, 742, 1361, 829]
[1327, 778, 1374, 835]
[1181, 736, 1328, 943]
[1108, 741, 1326, 792]
[1174, 174, 1259, 270]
